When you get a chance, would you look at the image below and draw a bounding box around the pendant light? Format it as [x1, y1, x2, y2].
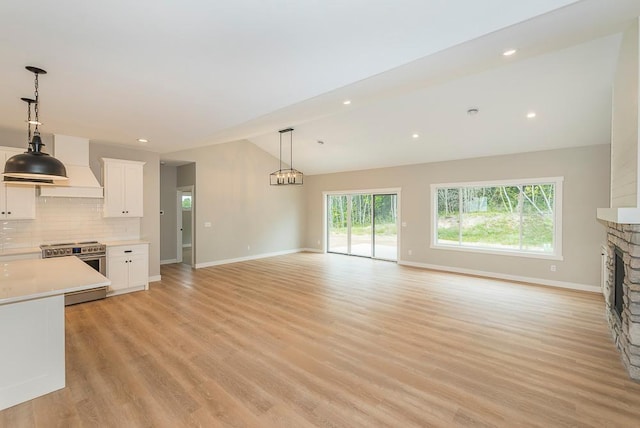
[269, 128, 303, 186]
[4, 97, 54, 185]
[3, 66, 68, 182]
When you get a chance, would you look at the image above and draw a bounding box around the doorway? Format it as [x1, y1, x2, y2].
[177, 186, 195, 267]
[326, 190, 399, 261]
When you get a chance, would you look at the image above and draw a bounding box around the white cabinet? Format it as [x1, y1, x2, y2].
[102, 158, 145, 218]
[0, 147, 36, 220]
[106, 243, 149, 295]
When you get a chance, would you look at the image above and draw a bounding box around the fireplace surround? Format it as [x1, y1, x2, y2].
[603, 222, 640, 380]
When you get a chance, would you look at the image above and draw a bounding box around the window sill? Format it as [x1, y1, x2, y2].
[431, 243, 563, 261]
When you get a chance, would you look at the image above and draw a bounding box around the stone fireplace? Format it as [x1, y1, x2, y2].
[603, 222, 640, 380]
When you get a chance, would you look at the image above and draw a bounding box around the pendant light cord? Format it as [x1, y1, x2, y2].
[26, 100, 32, 150]
[33, 73, 40, 135]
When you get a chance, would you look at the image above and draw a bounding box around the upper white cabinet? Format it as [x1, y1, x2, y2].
[0, 147, 36, 220]
[102, 158, 145, 218]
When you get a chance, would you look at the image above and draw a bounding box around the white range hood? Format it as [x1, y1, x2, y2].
[39, 135, 103, 198]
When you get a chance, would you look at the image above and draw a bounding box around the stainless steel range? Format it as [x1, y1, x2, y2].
[41, 241, 107, 305]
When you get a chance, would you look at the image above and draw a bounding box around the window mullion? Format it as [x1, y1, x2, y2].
[518, 186, 523, 251]
[458, 188, 463, 245]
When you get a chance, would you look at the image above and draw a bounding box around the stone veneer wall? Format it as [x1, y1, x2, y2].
[605, 222, 640, 380]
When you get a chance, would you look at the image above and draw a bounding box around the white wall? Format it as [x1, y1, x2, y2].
[611, 18, 639, 208]
[305, 145, 610, 289]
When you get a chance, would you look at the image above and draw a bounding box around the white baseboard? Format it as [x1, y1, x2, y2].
[301, 247, 324, 253]
[398, 260, 600, 293]
[148, 275, 161, 282]
[195, 248, 307, 269]
[160, 259, 179, 265]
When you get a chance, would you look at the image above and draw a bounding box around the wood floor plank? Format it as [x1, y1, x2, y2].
[3, 252, 640, 427]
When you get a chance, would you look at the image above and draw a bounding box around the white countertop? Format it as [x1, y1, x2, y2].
[0, 256, 111, 305]
[103, 240, 150, 247]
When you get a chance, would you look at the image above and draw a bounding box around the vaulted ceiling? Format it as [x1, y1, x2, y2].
[0, 1, 639, 174]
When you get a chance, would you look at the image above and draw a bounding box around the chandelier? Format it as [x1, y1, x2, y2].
[269, 128, 303, 186]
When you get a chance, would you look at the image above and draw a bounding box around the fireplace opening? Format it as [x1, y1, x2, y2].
[614, 247, 625, 320]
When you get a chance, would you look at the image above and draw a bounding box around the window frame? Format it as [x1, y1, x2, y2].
[430, 177, 563, 260]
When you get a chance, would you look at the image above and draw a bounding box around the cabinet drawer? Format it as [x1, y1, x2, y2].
[107, 244, 148, 257]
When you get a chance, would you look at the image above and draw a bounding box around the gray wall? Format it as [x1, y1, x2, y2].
[305, 145, 610, 287]
[177, 163, 196, 187]
[164, 140, 305, 265]
[89, 142, 161, 279]
[160, 165, 178, 261]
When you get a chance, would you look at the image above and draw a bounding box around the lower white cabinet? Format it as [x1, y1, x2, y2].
[106, 244, 149, 295]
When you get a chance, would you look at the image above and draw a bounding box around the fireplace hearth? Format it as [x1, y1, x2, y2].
[604, 222, 640, 380]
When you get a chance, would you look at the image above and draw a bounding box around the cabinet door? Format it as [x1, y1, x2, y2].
[107, 256, 129, 291]
[124, 164, 143, 217]
[5, 184, 36, 219]
[103, 162, 126, 217]
[128, 253, 149, 288]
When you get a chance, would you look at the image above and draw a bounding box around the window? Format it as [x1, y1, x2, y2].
[181, 195, 192, 210]
[431, 177, 562, 259]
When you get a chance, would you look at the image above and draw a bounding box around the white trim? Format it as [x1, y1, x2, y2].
[428, 243, 563, 261]
[430, 177, 563, 260]
[323, 187, 402, 196]
[182, 244, 192, 248]
[597, 207, 640, 224]
[195, 248, 305, 269]
[398, 260, 599, 293]
[160, 259, 178, 265]
[149, 275, 161, 282]
[431, 176, 564, 189]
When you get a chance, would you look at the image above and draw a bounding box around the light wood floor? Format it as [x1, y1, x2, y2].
[3, 253, 640, 427]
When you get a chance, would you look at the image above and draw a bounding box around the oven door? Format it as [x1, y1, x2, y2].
[78, 254, 106, 275]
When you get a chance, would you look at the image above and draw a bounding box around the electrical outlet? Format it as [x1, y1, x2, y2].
[247, 245, 251, 250]
[204, 222, 212, 228]
[408, 250, 413, 256]
[550, 265, 556, 272]
[317, 240, 320, 245]
[402, 222, 407, 227]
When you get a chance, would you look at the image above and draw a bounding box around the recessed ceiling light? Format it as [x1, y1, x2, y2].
[503, 49, 517, 56]
[467, 108, 479, 116]
[526, 112, 537, 119]
[343, 100, 351, 105]
[317, 140, 325, 145]
[137, 138, 148, 143]
[412, 133, 420, 139]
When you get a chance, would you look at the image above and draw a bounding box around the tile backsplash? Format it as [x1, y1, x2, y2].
[0, 197, 140, 250]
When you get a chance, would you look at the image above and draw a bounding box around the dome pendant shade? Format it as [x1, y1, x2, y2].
[3, 134, 68, 181]
[3, 65, 68, 183]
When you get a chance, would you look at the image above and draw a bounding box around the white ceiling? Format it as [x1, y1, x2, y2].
[0, 0, 638, 174]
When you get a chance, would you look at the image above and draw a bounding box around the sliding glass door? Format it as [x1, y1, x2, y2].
[327, 195, 349, 254]
[327, 192, 398, 260]
[351, 194, 372, 257]
[373, 194, 398, 260]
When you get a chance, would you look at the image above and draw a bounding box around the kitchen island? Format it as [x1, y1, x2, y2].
[0, 256, 110, 411]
